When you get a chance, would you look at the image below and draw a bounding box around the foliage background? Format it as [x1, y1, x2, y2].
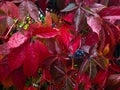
[0, 0, 120, 90]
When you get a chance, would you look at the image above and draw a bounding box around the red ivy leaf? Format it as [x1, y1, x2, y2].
[7, 31, 28, 49]
[87, 16, 102, 36]
[8, 42, 27, 71]
[23, 40, 41, 77]
[0, 1, 19, 18]
[63, 13, 74, 23]
[69, 36, 81, 54]
[100, 6, 120, 23]
[57, 25, 73, 50]
[34, 27, 59, 38]
[19, 1, 39, 21]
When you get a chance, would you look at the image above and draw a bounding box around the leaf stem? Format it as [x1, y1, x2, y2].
[5, 18, 19, 39]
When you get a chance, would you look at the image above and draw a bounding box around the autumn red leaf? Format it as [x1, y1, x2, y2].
[33, 26, 59, 38]
[23, 39, 50, 76]
[63, 13, 74, 23]
[7, 41, 27, 71]
[7, 31, 28, 49]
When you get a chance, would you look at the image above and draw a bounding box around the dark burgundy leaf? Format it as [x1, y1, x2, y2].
[110, 64, 120, 72]
[37, 0, 47, 13]
[12, 67, 26, 89]
[100, 6, 120, 17]
[0, 59, 10, 82]
[50, 60, 66, 86]
[84, 31, 99, 46]
[0, 9, 7, 36]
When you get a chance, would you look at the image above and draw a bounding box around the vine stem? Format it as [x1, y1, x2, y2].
[5, 18, 19, 39]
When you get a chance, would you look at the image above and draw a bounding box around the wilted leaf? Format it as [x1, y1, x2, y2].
[103, 44, 110, 55]
[61, 3, 77, 12]
[44, 12, 52, 26]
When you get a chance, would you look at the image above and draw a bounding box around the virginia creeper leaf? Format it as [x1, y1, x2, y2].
[0, 1, 19, 18]
[23, 40, 41, 77]
[34, 27, 58, 38]
[19, 1, 39, 21]
[87, 16, 101, 36]
[7, 31, 28, 49]
[8, 41, 27, 71]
